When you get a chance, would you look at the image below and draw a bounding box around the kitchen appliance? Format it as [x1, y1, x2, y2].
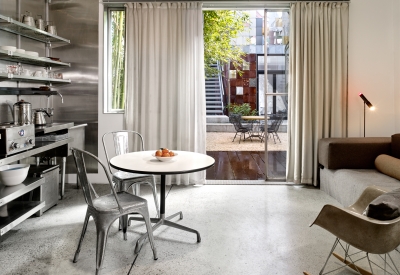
[33, 109, 50, 126]
[21, 11, 35, 27]
[0, 123, 35, 157]
[13, 100, 32, 125]
[35, 15, 45, 30]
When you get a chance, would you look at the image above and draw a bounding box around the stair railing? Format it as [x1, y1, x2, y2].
[216, 61, 224, 114]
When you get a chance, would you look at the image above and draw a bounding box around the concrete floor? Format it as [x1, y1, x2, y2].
[0, 183, 398, 275]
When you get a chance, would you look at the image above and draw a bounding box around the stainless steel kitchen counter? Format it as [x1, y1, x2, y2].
[34, 122, 74, 134]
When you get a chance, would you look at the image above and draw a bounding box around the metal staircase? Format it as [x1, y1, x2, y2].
[205, 63, 224, 115]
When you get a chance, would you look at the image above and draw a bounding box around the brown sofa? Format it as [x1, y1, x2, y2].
[318, 134, 400, 206]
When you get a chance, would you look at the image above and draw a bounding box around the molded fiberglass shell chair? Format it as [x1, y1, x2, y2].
[71, 148, 157, 275]
[102, 131, 160, 225]
[229, 114, 253, 144]
[305, 185, 400, 275]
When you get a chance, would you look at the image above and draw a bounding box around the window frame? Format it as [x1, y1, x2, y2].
[103, 6, 126, 114]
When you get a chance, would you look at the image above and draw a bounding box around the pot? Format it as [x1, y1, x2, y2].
[35, 15, 45, 30]
[21, 11, 35, 27]
[33, 109, 51, 126]
[13, 100, 32, 125]
[45, 22, 57, 35]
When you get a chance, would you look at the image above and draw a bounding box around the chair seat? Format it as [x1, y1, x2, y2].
[113, 171, 152, 181]
[93, 191, 147, 213]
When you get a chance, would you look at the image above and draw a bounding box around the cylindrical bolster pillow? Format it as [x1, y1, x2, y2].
[375, 154, 400, 181]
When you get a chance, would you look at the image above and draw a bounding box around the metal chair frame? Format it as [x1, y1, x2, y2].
[229, 114, 253, 144]
[102, 130, 160, 222]
[70, 148, 157, 275]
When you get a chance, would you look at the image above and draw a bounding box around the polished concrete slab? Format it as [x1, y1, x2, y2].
[0, 183, 398, 275]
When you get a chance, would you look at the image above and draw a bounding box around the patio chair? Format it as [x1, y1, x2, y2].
[102, 130, 160, 239]
[260, 115, 283, 143]
[229, 114, 253, 144]
[304, 185, 400, 275]
[70, 147, 157, 275]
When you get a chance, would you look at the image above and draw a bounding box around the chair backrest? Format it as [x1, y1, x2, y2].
[102, 130, 145, 174]
[71, 147, 123, 212]
[229, 114, 247, 131]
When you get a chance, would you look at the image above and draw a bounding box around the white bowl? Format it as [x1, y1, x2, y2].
[0, 46, 16, 52]
[0, 164, 30, 186]
[152, 153, 178, 162]
[25, 51, 39, 57]
[15, 48, 25, 54]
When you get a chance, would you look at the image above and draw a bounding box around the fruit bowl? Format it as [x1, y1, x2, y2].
[152, 153, 178, 162]
[0, 164, 30, 186]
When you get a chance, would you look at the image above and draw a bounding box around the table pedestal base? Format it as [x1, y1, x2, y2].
[129, 211, 201, 253]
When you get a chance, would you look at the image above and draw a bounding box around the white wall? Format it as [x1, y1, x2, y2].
[348, 0, 400, 137]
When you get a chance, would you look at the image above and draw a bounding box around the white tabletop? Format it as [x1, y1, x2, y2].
[110, 150, 215, 175]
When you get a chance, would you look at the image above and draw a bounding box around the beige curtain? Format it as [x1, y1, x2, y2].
[124, 2, 206, 185]
[287, 2, 349, 185]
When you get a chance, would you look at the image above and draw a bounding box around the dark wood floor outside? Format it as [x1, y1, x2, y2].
[205, 151, 286, 180]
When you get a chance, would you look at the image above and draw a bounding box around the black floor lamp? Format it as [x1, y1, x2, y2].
[359, 93, 375, 137]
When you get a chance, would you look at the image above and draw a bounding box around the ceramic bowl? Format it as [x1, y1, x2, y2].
[15, 48, 25, 54]
[0, 46, 16, 52]
[25, 51, 39, 57]
[152, 153, 178, 162]
[0, 164, 30, 186]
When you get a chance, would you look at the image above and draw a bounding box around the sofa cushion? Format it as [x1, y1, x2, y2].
[375, 154, 400, 181]
[391, 134, 400, 159]
[365, 188, 400, 220]
[319, 137, 391, 169]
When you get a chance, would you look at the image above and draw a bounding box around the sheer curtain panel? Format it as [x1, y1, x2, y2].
[287, 2, 349, 185]
[124, 2, 206, 185]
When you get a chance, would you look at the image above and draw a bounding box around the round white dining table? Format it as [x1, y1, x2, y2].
[110, 150, 215, 250]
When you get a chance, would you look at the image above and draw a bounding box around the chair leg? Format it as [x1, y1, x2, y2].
[121, 214, 128, 240]
[73, 210, 91, 263]
[95, 228, 110, 275]
[142, 211, 158, 260]
[232, 132, 238, 142]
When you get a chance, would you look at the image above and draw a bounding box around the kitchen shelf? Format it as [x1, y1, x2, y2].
[0, 73, 71, 84]
[0, 176, 46, 236]
[0, 201, 45, 235]
[0, 87, 59, 96]
[0, 49, 70, 67]
[0, 14, 70, 44]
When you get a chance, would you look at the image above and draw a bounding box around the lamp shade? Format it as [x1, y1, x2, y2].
[359, 93, 374, 110]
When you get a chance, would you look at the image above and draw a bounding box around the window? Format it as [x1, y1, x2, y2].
[104, 8, 126, 113]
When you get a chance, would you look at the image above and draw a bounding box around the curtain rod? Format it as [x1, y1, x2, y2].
[102, 1, 350, 3]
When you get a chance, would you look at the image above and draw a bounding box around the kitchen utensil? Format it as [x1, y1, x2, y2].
[22, 11, 35, 27]
[0, 164, 30, 186]
[33, 70, 43, 77]
[45, 22, 57, 35]
[13, 100, 32, 125]
[21, 68, 31, 76]
[35, 15, 45, 30]
[33, 109, 51, 126]
[6, 65, 19, 74]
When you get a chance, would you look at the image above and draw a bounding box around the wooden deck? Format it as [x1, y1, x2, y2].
[205, 151, 286, 180]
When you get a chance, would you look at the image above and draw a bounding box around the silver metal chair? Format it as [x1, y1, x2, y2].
[71, 148, 157, 275]
[229, 114, 253, 144]
[102, 131, 160, 220]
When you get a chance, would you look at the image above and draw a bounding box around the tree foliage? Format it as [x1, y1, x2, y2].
[111, 11, 125, 110]
[203, 10, 250, 76]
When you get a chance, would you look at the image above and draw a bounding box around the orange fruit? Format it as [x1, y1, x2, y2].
[169, 151, 175, 156]
[155, 150, 162, 157]
[162, 152, 170, 157]
[162, 148, 169, 154]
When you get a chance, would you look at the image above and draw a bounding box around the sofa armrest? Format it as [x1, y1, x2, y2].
[318, 137, 391, 169]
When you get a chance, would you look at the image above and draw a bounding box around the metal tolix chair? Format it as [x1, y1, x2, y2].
[71, 147, 157, 275]
[102, 131, 160, 228]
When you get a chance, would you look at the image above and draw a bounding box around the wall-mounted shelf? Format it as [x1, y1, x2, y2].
[0, 49, 70, 67]
[0, 73, 71, 84]
[0, 87, 59, 96]
[0, 14, 70, 44]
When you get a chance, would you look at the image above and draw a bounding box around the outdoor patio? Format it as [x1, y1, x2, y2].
[206, 132, 288, 151]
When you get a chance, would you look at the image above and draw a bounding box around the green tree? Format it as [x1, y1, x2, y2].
[111, 11, 125, 110]
[203, 10, 250, 76]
